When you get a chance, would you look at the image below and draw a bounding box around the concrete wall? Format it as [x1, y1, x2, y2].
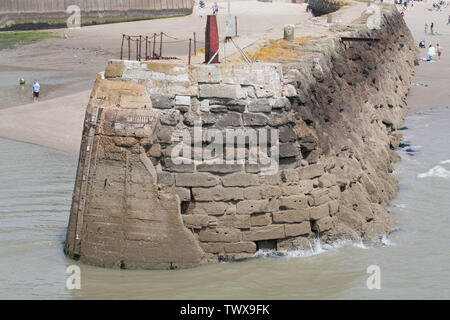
[0, 0, 193, 28]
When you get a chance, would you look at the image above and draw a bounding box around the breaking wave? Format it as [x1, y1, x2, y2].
[253, 236, 394, 259]
[417, 165, 450, 179]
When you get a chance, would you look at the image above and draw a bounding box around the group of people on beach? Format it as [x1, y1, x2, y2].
[198, 1, 219, 16]
[424, 43, 443, 60]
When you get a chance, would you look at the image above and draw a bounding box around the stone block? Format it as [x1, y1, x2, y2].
[243, 186, 282, 200]
[297, 163, 324, 180]
[224, 242, 257, 254]
[281, 169, 299, 183]
[285, 221, 311, 237]
[284, 84, 297, 97]
[199, 84, 245, 99]
[200, 242, 224, 253]
[329, 200, 339, 216]
[308, 189, 330, 206]
[196, 163, 244, 174]
[243, 113, 269, 126]
[199, 228, 241, 242]
[309, 204, 330, 220]
[175, 95, 191, 106]
[174, 187, 191, 202]
[157, 171, 174, 185]
[182, 214, 209, 229]
[319, 173, 337, 188]
[248, 99, 272, 113]
[183, 112, 216, 126]
[216, 112, 242, 128]
[193, 202, 234, 216]
[222, 173, 259, 187]
[243, 225, 285, 241]
[219, 214, 251, 229]
[273, 209, 309, 223]
[268, 113, 290, 127]
[250, 213, 272, 227]
[279, 126, 297, 143]
[192, 186, 244, 201]
[237, 200, 269, 214]
[312, 216, 333, 232]
[279, 195, 308, 210]
[163, 157, 195, 173]
[175, 173, 219, 187]
[151, 94, 173, 109]
[159, 110, 181, 126]
[279, 143, 300, 158]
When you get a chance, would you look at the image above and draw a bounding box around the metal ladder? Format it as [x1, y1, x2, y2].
[73, 105, 100, 257]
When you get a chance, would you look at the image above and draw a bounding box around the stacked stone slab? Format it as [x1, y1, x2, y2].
[65, 4, 416, 269]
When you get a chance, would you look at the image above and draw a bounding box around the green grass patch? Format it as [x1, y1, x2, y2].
[85, 14, 187, 26]
[0, 31, 58, 50]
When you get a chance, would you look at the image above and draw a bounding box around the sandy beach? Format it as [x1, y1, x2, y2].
[0, 1, 448, 154]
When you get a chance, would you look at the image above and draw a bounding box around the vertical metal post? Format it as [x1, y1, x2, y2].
[188, 38, 192, 65]
[139, 35, 142, 61]
[145, 36, 148, 60]
[128, 36, 131, 61]
[194, 32, 197, 56]
[153, 33, 156, 58]
[120, 34, 125, 60]
[159, 32, 163, 58]
[136, 38, 139, 61]
[235, 16, 238, 37]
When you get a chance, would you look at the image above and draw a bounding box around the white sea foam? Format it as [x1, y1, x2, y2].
[253, 236, 394, 259]
[440, 160, 450, 165]
[417, 165, 450, 179]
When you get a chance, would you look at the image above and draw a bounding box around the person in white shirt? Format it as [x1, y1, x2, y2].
[428, 45, 436, 60]
[33, 80, 40, 102]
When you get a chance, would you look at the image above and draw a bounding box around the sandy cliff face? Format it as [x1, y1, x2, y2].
[65, 4, 416, 269]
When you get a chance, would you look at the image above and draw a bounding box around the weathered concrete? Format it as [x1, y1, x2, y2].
[65, 4, 416, 269]
[0, 0, 193, 29]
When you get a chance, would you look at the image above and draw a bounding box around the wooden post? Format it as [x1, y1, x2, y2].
[188, 38, 192, 65]
[235, 16, 238, 37]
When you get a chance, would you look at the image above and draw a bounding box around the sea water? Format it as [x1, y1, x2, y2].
[0, 106, 449, 299]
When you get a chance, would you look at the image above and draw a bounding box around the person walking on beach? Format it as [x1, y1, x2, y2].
[425, 22, 428, 33]
[32, 80, 40, 103]
[430, 22, 434, 34]
[436, 43, 442, 60]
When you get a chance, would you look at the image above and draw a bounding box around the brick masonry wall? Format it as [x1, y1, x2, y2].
[65, 5, 416, 269]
